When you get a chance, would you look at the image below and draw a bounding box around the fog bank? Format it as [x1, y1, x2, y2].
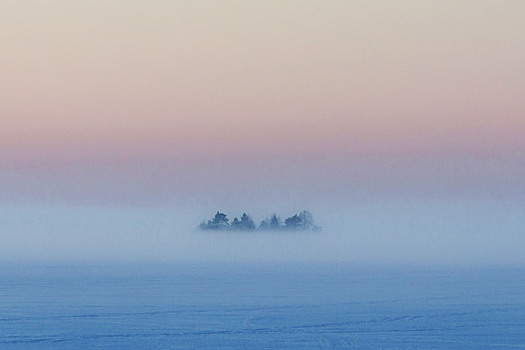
[1, 198, 523, 266]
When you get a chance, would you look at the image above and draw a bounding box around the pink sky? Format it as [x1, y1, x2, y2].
[1, 1, 524, 206]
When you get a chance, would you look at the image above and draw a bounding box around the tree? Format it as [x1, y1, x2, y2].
[299, 210, 314, 230]
[269, 214, 281, 230]
[258, 219, 269, 230]
[230, 217, 241, 230]
[200, 211, 230, 230]
[284, 214, 302, 229]
[257, 215, 280, 231]
[240, 213, 256, 231]
[284, 210, 320, 231]
[212, 211, 229, 229]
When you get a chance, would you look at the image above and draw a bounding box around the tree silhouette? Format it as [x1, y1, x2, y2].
[212, 211, 229, 227]
[230, 217, 241, 229]
[299, 210, 315, 230]
[258, 219, 268, 230]
[284, 214, 302, 229]
[283, 210, 320, 231]
[200, 211, 230, 230]
[269, 214, 281, 230]
[240, 213, 256, 231]
[199, 210, 320, 231]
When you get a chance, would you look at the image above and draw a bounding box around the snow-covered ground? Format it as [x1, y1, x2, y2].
[1, 263, 524, 349]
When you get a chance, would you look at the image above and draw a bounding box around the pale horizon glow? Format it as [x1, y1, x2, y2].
[1, 1, 524, 264]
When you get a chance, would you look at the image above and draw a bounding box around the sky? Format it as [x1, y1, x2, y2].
[1, 1, 524, 264]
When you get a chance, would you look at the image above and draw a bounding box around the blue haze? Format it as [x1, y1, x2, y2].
[0, 198, 523, 265]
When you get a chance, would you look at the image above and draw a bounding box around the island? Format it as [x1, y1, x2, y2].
[199, 210, 321, 232]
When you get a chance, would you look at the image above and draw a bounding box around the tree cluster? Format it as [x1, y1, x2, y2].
[199, 210, 320, 232]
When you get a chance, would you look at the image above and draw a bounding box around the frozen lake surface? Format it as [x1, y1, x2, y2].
[1, 263, 524, 349]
